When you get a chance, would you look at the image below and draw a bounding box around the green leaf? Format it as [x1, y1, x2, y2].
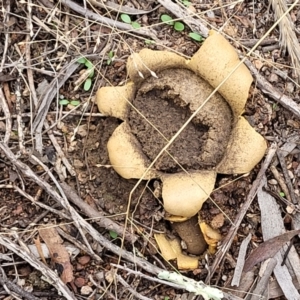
[88, 68, 94, 78]
[280, 192, 285, 197]
[77, 57, 86, 64]
[145, 39, 155, 45]
[174, 22, 184, 31]
[107, 59, 112, 65]
[85, 60, 93, 69]
[83, 78, 92, 91]
[109, 230, 118, 239]
[70, 100, 80, 106]
[189, 32, 203, 42]
[182, 0, 191, 6]
[108, 51, 114, 58]
[132, 22, 141, 29]
[121, 14, 132, 24]
[59, 99, 69, 105]
[161, 14, 174, 25]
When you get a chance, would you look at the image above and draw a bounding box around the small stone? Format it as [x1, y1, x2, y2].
[77, 125, 88, 137]
[77, 255, 91, 265]
[74, 277, 86, 288]
[105, 270, 115, 283]
[268, 73, 278, 82]
[254, 59, 264, 70]
[268, 179, 278, 185]
[286, 206, 294, 214]
[285, 82, 294, 93]
[73, 159, 84, 168]
[81, 285, 93, 295]
[288, 170, 294, 179]
[211, 213, 224, 229]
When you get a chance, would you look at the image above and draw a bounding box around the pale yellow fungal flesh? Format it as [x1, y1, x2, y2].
[161, 171, 217, 218]
[217, 117, 267, 174]
[199, 222, 222, 254]
[188, 30, 253, 118]
[107, 122, 156, 180]
[154, 234, 199, 270]
[96, 83, 135, 120]
[127, 49, 187, 83]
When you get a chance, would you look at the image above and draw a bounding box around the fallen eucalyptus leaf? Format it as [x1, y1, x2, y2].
[244, 229, 300, 272]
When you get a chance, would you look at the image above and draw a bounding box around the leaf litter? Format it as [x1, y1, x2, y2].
[0, 0, 300, 299]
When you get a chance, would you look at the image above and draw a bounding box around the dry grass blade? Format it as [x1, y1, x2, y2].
[271, 0, 300, 82]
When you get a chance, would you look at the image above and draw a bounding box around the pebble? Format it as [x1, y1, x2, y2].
[268, 73, 278, 82]
[268, 179, 278, 185]
[285, 82, 294, 93]
[81, 285, 93, 295]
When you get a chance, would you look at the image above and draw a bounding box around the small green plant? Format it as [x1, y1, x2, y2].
[109, 230, 118, 239]
[107, 51, 114, 65]
[59, 99, 80, 106]
[161, 14, 185, 32]
[77, 57, 94, 91]
[189, 32, 203, 42]
[120, 14, 141, 29]
[144, 39, 155, 45]
[160, 14, 203, 41]
[279, 192, 285, 197]
[180, 0, 191, 6]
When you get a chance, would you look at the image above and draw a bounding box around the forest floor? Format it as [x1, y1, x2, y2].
[0, 0, 300, 299]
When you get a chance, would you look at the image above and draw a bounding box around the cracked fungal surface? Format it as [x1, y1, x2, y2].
[128, 68, 233, 173]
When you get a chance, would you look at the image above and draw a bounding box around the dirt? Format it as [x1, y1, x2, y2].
[70, 116, 162, 227]
[2, 0, 300, 298]
[128, 68, 233, 172]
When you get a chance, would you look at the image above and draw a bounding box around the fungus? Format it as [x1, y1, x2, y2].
[96, 30, 267, 268]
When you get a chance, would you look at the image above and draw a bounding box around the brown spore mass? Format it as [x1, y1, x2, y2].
[128, 68, 233, 173]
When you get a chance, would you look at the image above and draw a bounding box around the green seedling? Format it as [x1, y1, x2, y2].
[189, 32, 203, 42]
[59, 99, 80, 106]
[107, 50, 114, 65]
[180, 0, 191, 6]
[161, 14, 185, 32]
[120, 13, 141, 29]
[160, 14, 203, 41]
[145, 39, 156, 45]
[109, 230, 118, 239]
[77, 57, 95, 91]
[279, 192, 285, 197]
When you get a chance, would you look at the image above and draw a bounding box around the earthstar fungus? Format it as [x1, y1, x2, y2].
[97, 30, 267, 265]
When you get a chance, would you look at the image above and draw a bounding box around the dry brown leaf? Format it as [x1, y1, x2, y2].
[39, 227, 74, 283]
[244, 229, 300, 272]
